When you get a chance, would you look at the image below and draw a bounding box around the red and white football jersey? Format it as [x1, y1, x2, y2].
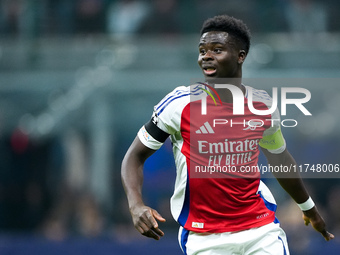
[138, 84, 286, 233]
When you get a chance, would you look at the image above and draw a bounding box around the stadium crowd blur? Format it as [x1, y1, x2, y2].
[1, 0, 339, 37]
[0, 0, 339, 254]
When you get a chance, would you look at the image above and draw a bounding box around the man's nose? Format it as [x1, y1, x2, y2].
[202, 50, 214, 61]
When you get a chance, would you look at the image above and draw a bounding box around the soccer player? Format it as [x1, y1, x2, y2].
[121, 15, 334, 254]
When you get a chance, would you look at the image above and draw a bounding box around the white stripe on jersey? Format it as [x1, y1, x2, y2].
[170, 137, 188, 221]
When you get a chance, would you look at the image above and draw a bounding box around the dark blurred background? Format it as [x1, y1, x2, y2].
[0, 0, 339, 254]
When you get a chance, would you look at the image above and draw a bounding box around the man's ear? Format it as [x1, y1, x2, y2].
[238, 50, 247, 64]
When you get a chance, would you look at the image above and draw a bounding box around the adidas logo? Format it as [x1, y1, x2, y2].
[195, 121, 214, 134]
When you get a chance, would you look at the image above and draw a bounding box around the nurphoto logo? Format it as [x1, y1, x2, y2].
[198, 82, 312, 127]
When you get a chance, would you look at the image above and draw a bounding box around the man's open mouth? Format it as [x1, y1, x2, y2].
[203, 67, 217, 75]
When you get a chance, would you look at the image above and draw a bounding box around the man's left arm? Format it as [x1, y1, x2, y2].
[261, 148, 334, 241]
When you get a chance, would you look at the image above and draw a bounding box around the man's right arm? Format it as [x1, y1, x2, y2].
[121, 136, 166, 240]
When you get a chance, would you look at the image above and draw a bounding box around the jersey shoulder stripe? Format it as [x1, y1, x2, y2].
[245, 85, 272, 104]
[155, 85, 205, 115]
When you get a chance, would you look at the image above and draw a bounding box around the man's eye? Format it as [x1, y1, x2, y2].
[214, 48, 222, 53]
[199, 49, 206, 54]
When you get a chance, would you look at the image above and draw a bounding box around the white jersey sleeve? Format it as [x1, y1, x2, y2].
[138, 86, 192, 150]
[246, 86, 286, 154]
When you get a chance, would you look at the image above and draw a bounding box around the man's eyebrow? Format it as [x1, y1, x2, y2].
[198, 41, 225, 46]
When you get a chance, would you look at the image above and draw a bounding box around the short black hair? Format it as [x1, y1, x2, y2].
[200, 15, 251, 53]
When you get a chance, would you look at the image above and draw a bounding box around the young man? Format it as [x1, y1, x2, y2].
[121, 15, 334, 254]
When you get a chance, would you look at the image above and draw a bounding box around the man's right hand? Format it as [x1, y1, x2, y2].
[130, 204, 166, 240]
